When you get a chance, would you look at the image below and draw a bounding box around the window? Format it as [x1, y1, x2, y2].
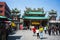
[0, 10, 3, 13]
[0, 5, 3, 8]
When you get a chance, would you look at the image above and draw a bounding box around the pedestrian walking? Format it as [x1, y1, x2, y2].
[54, 26, 57, 35]
[39, 25, 44, 39]
[48, 26, 51, 35]
[19, 24, 23, 30]
[59, 26, 60, 35]
[32, 27, 36, 36]
[56, 26, 58, 35]
[44, 26, 47, 34]
[52, 27, 54, 35]
[36, 29, 39, 39]
[59, 29, 60, 35]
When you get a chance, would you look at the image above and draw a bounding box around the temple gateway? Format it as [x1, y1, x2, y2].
[23, 11, 49, 29]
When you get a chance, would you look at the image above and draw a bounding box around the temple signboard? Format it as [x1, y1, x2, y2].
[32, 21, 40, 25]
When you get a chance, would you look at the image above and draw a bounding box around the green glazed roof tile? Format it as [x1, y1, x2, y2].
[23, 16, 49, 19]
[0, 16, 7, 18]
[26, 12, 45, 14]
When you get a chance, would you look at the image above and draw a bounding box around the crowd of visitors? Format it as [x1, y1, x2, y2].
[32, 25, 60, 39]
[32, 25, 44, 39]
[48, 25, 60, 35]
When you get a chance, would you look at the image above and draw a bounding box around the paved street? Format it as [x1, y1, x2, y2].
[8, 30, 60, 40]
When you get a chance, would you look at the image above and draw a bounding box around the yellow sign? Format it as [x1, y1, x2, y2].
[11, 22, 16, 27]
[32, 22, 40, 25]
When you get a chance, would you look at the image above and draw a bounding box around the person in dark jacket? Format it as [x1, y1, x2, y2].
[48, 26, 51, 35]
[57, 26, 60, 35]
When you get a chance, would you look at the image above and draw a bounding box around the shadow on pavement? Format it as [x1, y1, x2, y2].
[40, 37, 47, 39]
[33, 35, 37, 36]
[9, 32, 15, 35]
[8, 36, 22, 40]
[42, 37, 47, 39]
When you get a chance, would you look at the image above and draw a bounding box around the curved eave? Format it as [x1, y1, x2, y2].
[23, 16, 49, 20]
[25, 12, 46, 15]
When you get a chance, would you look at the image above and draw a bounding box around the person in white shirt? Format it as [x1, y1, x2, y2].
[44, 26, 47, 34]
[36, 29, 39, 39]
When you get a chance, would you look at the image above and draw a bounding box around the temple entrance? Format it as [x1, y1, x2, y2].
[31, 21, 40, 29]
[23, 19, 48, 29]
[41, 20, 48, 27]
[24, 20, 30, 29]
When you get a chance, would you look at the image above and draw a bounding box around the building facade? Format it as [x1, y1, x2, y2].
[23, 10, 49, 29]
[0, 2, 11, 40]
[49, 10, 57, 26]
[49, 10, 57, 20]
[11, 8, 20, 30]
[0, 2, 11, 18]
